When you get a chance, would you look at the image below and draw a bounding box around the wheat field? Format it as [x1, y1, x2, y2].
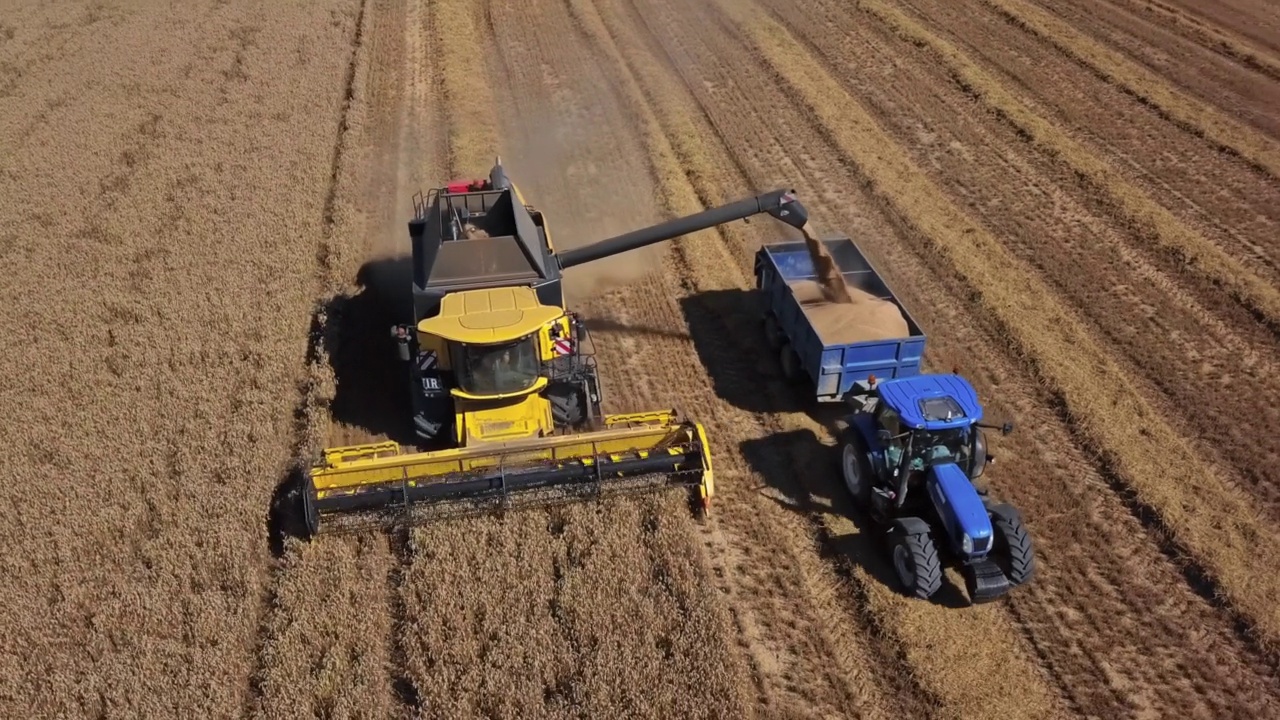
[2, 0, 1279, 718]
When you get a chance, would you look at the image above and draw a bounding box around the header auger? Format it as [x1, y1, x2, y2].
[298, 157, 811, 537]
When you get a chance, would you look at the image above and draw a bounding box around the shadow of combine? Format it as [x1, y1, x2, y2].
[327, 254, 418, 445]
[739, 428, 971, 608]
[676, 288, 857, 430]
[267, 255, 420, 556]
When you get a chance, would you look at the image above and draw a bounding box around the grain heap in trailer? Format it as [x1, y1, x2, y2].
[756, 231, 1037, 604]
[297, 158, 814, 535]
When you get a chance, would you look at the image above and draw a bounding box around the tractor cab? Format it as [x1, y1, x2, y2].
[869, 374, 995, 495]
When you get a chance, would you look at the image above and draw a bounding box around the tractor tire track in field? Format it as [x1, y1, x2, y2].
[1101, 0, 1280, 69]
[7, 0, 1280, 717]
[904, 0, 1280, 301]
[0, 0, 367, 716]
[675, 0, 1274, 712]
[565, 0, 952, 715]
[749, 0, 1280, 648]
[580, 0, 1070, 716]
[980, 0, 1280, 180]
[249, 0, 417, 716]
[391, 1, 760, 717]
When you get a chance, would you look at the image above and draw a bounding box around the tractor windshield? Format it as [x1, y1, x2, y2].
[454, 337, 540, 395]
[911, 428, 971, 467]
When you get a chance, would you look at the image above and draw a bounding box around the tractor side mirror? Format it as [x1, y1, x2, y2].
[1001, 421, 1014, 436]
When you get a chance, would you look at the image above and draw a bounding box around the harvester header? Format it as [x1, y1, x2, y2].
[299, 158, 811, 537]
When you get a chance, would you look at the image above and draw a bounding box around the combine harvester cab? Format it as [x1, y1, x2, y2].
[299, 158, 812, 537]
[755, 236, 1036, 604]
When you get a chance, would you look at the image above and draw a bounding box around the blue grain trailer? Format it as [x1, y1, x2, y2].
[754, 236, 925, 401]
[754, 235, 1035, 605]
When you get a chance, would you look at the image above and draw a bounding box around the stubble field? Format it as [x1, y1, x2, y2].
[2, 0, 1278, 718]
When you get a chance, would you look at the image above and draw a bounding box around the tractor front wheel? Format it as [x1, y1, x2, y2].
[890, 526, 943, 599]
[989, 503, 1035, 587]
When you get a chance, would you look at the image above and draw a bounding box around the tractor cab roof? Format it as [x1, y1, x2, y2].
[876, 373, 983, 430]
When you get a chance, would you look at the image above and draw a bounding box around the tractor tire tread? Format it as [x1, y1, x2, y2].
[990, 504, 1035, 586]
[902, 531, 943, 599]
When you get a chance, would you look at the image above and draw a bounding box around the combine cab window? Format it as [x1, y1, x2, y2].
[455, 337, 541, 395]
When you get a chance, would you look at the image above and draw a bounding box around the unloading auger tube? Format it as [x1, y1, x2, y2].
[556, 188, 811, 268]
[300, 410, 716, 537]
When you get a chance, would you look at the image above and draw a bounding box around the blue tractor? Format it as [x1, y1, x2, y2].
[836, 373, 1035, 603]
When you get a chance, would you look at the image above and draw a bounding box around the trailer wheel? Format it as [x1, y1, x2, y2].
[779, 342, 801, 383]
[890, 527, 942, 599]
[763, 314, 783, 350]
[989, 503, 1035, 587]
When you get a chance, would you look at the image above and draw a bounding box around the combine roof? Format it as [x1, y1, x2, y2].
[876, 373, 982, 430]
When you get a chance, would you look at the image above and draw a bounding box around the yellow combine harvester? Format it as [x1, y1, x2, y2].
[299, 158, 811, 537]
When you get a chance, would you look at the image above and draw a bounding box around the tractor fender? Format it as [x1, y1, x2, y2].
[846, 412, 888, 476]
[891, 516, 932, 537]
[926, 463, 994, 558]
[985, 501, 1023, 524]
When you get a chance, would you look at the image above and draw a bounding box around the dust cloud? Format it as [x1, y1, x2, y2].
[495, 95, 662, 302]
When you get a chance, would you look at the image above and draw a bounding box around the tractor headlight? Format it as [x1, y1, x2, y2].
[961, 533, 973, 555]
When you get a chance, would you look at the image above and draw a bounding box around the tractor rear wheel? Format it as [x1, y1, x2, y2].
[839, 428, 872, 508]
[890, 526, 942, 599]
[989, 503, 1035, 587]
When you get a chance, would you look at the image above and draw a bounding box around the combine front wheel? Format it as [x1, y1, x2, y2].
[548, 383, 586, 428]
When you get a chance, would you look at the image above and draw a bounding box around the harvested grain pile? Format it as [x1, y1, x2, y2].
[792, 224, 909, 342]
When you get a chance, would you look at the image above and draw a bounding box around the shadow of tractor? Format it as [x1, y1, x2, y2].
[739, 427, 972, 608]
